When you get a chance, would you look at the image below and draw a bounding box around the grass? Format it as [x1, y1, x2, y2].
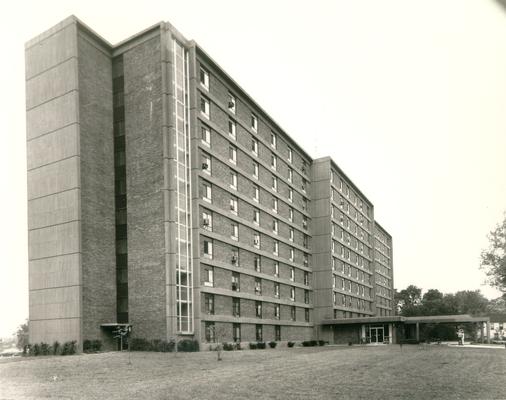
[1, 345, 506, 399]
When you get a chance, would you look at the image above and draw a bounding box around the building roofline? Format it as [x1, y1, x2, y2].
[374, 221, 392, 238]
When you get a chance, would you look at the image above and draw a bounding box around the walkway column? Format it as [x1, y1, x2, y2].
[486, 321, 490, 344]
[480, 323, 484, 343]
[415, 322, 420, 342]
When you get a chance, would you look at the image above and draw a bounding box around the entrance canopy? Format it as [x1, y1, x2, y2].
[321, 316, 404, 326]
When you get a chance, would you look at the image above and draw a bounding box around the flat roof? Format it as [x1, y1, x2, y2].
[320, 314, 490, 326]
[321, 316, 405, 325]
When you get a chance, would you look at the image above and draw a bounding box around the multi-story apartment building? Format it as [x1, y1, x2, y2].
[25, 16, 394, 350]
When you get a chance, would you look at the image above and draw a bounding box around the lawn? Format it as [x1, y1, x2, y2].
[1, 345, 505, 399]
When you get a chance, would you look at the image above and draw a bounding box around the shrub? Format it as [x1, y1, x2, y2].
[32, 343, 41, 356]
[268, 341, 277, 348]
[52, 341, 60, 355]
[235, 342, 242, 350]
[287, 341, 295, 348]
[91, 340, 102, 352]
[83, 340, 92, 353]
[177, 339, 199, 352]
[318, 340, 325, 346]
[256, 342, 266, 349]
[61, 341, 77, 355]
[302, 340, 318, 347]
[130, 338, 151, 351]
[23, 344, 31, 356]
[40, 342, 50, 355]
[223, 342, 234, 351]
[249, 342, 257, 350]
[160, 340, 175, 352]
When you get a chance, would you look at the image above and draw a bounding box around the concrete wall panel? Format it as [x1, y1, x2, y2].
[27, 157, 80, 200]
[29, 318, 81, 345]
[28, 189, 80, 230]
[30, 286, 80, 320]
[28, 221, 80, 260]
[29, 253, 80, 290]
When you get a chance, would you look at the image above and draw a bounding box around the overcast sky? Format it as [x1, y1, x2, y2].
[1, 0, 505, 338]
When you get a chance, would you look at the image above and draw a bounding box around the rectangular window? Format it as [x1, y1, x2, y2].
[204, 240, 213, 258]
[229, 146, 237, 164]
[290, 248, 295, 262]
[271, 132, 277, 148]
[251, 114, 258, 132]
[232, 272, 240, 291]
[255, 278, 262, 295]
[228, 92, 236, 113]
[251, 138, 258, 155]
[231, 248, 239, 265]
[288, 188, 293, 202]
[271, 154, 277, 170]
[233, 298, 240, 317]
[273, 241, 279, 256]
[230, 170, 237, 189]
[254, 256, 261, 272]
[254, 232, 260, 248]
[289, 228, 294, 242]
[273, 219, 278, 234]
[201, 126, 211, 146]
[274, 282, 280, 298]
[253, 185, 259, 202]
[272, 198, 278, 213]
[202, 211, 213, 231]
[256, 324, 263, 341]
[233, 323, 241, 342]
[304, 271, 309, 286]
[274, 262, 279, 277]
[230, 197, 238, 214]
[253, 209, 260, 225]
[205, 321, 215, 342]
[275, 325, 281, 340]
[201, 153, 211, 174]
[205, 293, 214, 315]
[291, 306, 296, 320]
[272, 176, 277, 191]
[304, 290, 309, 304]
[228, 120, 236, 139]
[200, 67, 209, 90]
[289, 208, 294, 222]
[253, 162, 259, 179]
[200, 96, 210, 119]
[204, 267, 214, 287]
[290, 267, 295, 282]
[255, 301, 262, 318]
[231, 223, 238, 241]
[288, 148, 292, 163]
[288, 168, 293, 182]
[305, 308, 310, 322]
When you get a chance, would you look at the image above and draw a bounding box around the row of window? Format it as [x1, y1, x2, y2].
[333, 293, 373, 311]
[202, 266, 308, 302]
[332, 258, 373, 284]
[332, 240, 372, 270]
[331, 170, 371, 219]
[204, 294, 310, 320]
[204, 322, 284, 343]
[332, 222, 372, 257]
[332, 276, 372, 298]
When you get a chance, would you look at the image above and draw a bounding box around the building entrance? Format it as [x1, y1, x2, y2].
[369, 326, 384, 344]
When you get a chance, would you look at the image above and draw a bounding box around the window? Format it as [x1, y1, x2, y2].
[274, 262, 279, 277]
[233, 323, 241, 342]
[228, 120, 236, 139]
[288, 188, 293, 202]
[254, 301, 263, 318]
[271, 132, 277, 148]
[202, 182, 212, 203]
[305, 308, 310, 322]
[200, 96, 210, 119]
[204, 267, 214, 287]
[251, 138, 258, 155]
[228, 93, 236, 113]
[302, 179, 306, 192]
[253, 209, 260, 225]
[255, 278, 262, 295]
[289, 208, 294, 222]
[290, 267, 295, 282]
[253, 162, 259, 179]
[288, 168, 293, 182]
[274, 282, 280, 298]
[230, 197, 238, 215]
[230, 170, 237, 189]
[289, 228, 294, 242]
[201, 126, 211, 146]
[275, 325, 281, 340]
[273, 241, 279, 256]
[201, 153, 211, 174]
[303, 254, 309, 267]
[272, 198, 278, 213]
[205, 322, 215, 342]
[302, 216, 308, 230]
[254, 256, 261, 272]
[290, 248, 295, 262]
[304, 271, 309, 286]
[256, 324, 263, 341]
[287, 148, 292, 163]
[229, 146, 237, 164]
[291, 306, 296, 320]
[202, 211, 212, 231]
[232, 272, 240, 291]
[200, 67, 209, 90]
[204, 240, 213, 258]
[272, 176, 278, 191]
[231, 248, 239, 265]
[253, 185, 259, 202]
[304, 290, 309, 304]
[271, 154, 277, 170]
[231, 223, 238, 241]
[273, 219, 278, 234]
[205, 293, 214, 315]
[233, 298, 240, 317]
[254, 232, 260, 249]
[251, 114, 258, 132]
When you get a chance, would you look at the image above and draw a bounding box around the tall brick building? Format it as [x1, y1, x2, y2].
[25, 16, 395, 350]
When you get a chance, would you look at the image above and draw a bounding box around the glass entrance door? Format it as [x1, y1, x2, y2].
[370, 326, 384, 344]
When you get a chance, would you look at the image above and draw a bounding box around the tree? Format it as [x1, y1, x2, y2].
[16, 321, 29, 350]
[480, 213, 506, 294]
[453, 290, 489, 316]
[395, 285, 422, 316]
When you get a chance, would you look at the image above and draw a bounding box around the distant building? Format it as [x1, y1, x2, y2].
[25, 16, 395, 349]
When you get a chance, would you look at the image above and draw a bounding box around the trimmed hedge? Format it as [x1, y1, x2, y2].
[268, 341, 277, 348]
[83, 339, 103, 353]
[24, 340, 76, 356]
[287, 341, 295, 348]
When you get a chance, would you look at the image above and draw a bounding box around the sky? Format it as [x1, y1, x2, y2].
[1, 0, 505, 338]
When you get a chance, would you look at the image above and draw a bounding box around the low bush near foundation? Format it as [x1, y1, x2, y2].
[83, 339, 103, 353]
[177, 339, 199, 352]
[268, 341, 277, 348]
[249, 342, 257, 350]
[318, 340, 325, 346]
[24, 341, 76, 356]
[256, 342, 266, 349]
[287, 341, 295, 348]
[302, 340, 318, 347]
